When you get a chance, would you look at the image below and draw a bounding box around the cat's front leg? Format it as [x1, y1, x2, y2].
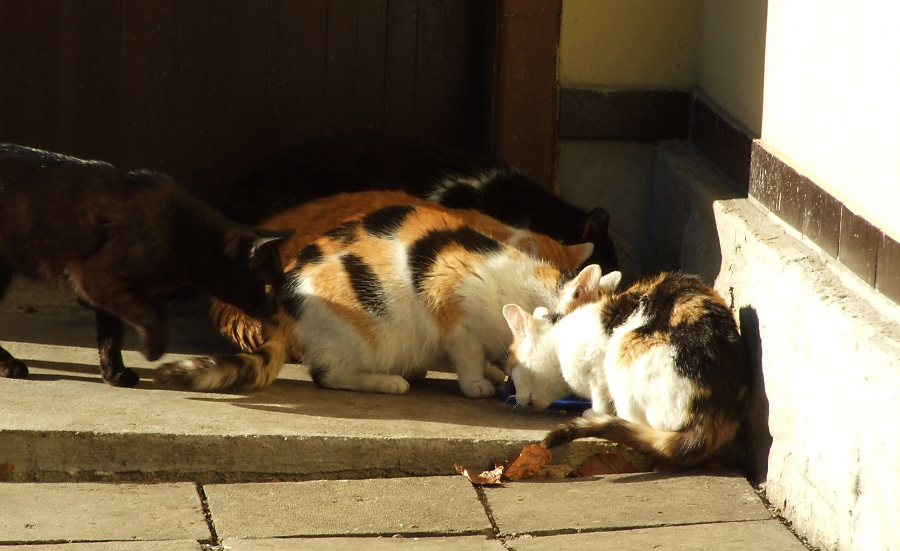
[444, 328, 494, 398]
[94, 308, 139, 387]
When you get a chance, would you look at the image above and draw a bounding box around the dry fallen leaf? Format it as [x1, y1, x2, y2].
[535, 463, 575, 479]
[576, 451, 636, 477]
[454, 462, 504, 486]
[0, 463, 14, 482]
[503, 444, 552, 481]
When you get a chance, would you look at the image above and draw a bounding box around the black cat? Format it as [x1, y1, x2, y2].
[0, 144, 293, 386]
[223, 136, 618, 272]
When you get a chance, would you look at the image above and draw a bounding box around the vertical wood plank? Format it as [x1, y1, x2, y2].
[491, 0, 560, 188]
[168, 0, 210, 190]
[85, 0, 122, 164]
[142, 0, 178, 173]
[325, 0, 359, 135]
[118, 0, 178, 171]
[56, 0, 90, 157]
[205, 0, 270, 205]
[415, 0, 484, 150]
[355, 0, 388, 134]
[383, 0, 418, 139]
[265, 0, 328, 148]
[0, 0, 61, 150]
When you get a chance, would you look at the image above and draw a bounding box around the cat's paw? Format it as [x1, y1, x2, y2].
[0, 358, 28, 379]
[460, 378, 496, 398]
[373, 375, 410, 395]
[484, 362, 507, 384]
[105, 367, 139, 388]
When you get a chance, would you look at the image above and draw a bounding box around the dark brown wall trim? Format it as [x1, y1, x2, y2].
[691, 95, 900, 306]
[558, 88, 691, 141]
[690, 97, 752, 194]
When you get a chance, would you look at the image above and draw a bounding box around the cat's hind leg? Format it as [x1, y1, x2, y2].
[310, 364, 411, 395]
[0, 269, 27, 379]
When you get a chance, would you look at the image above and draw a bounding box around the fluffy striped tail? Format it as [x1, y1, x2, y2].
[542, 414, 737, 467]
[153, 337, 287, 392]
[209, 298, 265, 353]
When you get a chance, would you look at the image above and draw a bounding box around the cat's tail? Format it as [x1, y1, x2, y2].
[153, 331, 288, 392]
[210, 298, 265, 353]
[541, 413, 738, 467]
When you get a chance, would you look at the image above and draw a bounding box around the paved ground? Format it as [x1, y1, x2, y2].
[0, 473, 807, 550]
[0, 287, 808, 550]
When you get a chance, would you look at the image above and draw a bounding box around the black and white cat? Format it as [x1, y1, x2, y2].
[223, 136, 619, 272]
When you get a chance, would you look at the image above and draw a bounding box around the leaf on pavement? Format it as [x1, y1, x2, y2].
[454, 462, 504, 486]
[503, 444, 552, 481]
[575, 451, 636, 477]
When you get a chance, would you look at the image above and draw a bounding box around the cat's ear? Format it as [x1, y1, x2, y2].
[248, 228, 295, 261]
[598, 270, 622, 293]
[581, 207, 611, 241]
[568, 243, 594, 268]
[519, 239, 541, 259]
[503, 304, 531, 340]
[224, 227, 294, 261]
[571, 264, 603, 300]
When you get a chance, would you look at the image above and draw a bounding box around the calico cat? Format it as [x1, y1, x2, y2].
[503, 270, 750, 466]
[211, 190, 595, 354]
[155, 203, 604, 397]
[0, 144, 292, 386]
[223, 135, 619, 272]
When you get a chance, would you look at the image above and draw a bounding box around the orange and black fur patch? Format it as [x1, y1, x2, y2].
[211, 190, 589, 357]
[543, 272, 750, 467]
[158, 200, 581, 394]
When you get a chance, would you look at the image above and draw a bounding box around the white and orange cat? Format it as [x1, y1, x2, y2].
[211, 190, 594, 354]
[156, 200, 602, 397]
[503, 270, 750, 466]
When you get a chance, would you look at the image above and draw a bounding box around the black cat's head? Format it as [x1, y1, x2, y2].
[579, 207, 619, 273]
[206, 227, 294, 319]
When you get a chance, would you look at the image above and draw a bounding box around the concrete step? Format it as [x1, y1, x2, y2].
[0, 310, 616, 482]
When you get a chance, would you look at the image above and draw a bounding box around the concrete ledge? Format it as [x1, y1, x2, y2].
[0, 312, 619, 482]
[649, 142, 900, 551]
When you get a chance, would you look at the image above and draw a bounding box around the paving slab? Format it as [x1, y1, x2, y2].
[204, 476, 491, 539]
[0, 542, 202, 551]
[0, 482, 209, 543]
[506, 520, 807, 550]
[222, 536, 504, 550]
[482, 471, 770, 536]
[0, 310, 591, 482]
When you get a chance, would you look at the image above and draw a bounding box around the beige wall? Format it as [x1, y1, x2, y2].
[761, 0, 900, 241]
[697, 0, 768, 136]
[559, 0, 701, 89]
[560, 0, 900, 240]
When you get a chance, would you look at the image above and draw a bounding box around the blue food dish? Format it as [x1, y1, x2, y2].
[498, 378, 591, 413]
